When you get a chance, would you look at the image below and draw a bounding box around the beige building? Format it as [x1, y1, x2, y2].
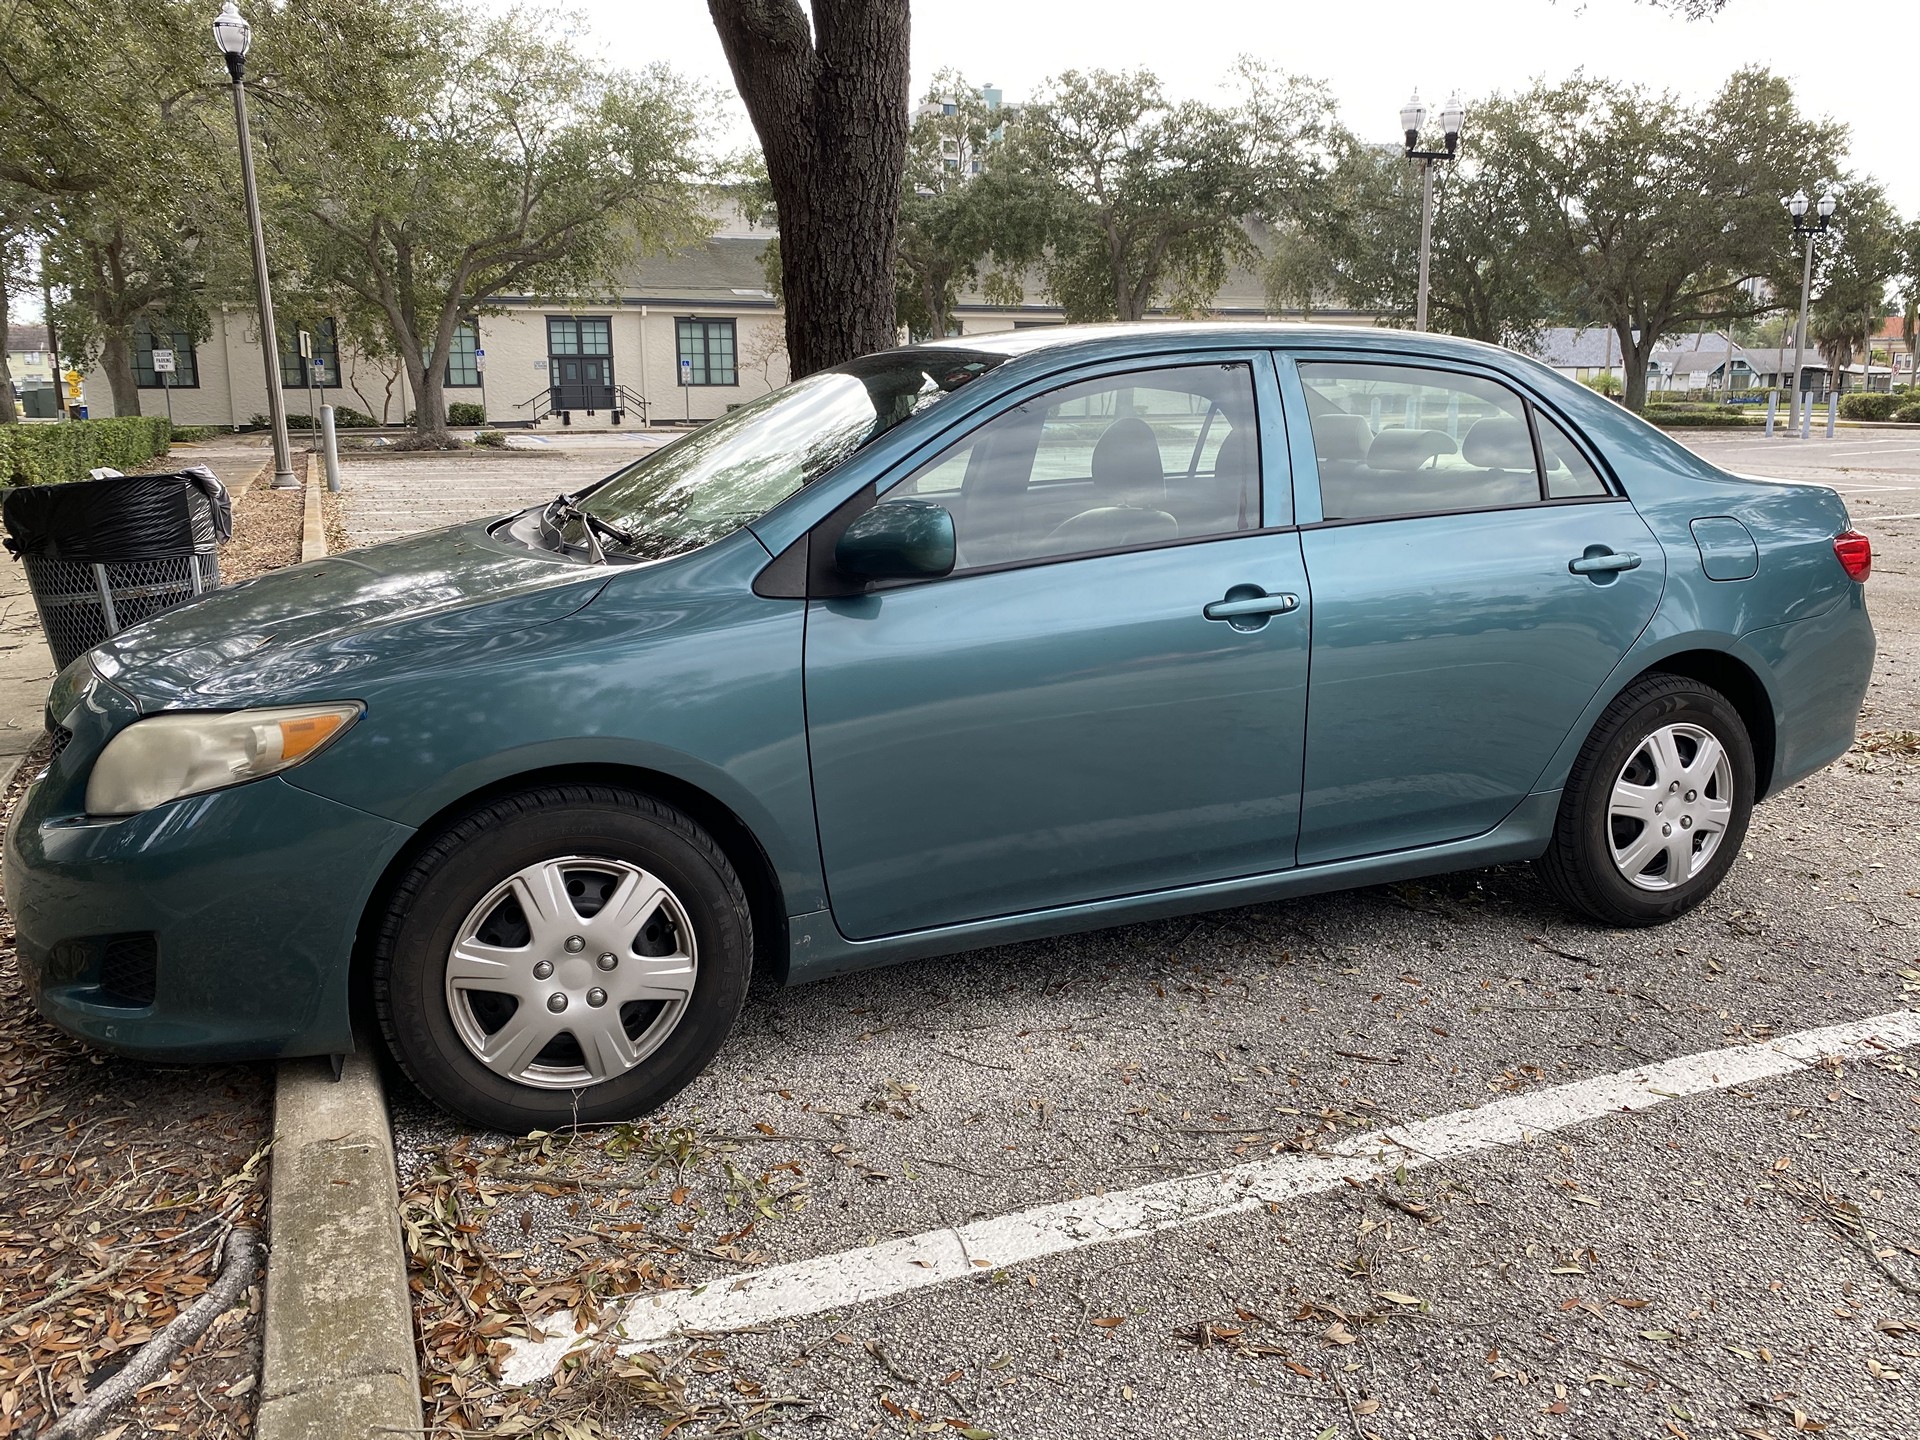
[85, 209, 1379, 431]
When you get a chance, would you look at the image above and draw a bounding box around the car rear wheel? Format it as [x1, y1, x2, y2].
[1534, 673, 1755, 927]
[372, 785, 751, 1132]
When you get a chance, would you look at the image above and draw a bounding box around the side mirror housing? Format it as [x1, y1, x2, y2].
[834, 500, 956, 581]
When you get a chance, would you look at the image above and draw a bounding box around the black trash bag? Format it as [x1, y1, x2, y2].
[2, 466, 231, 562]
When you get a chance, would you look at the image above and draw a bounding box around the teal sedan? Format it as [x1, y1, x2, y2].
[5, 325, 1875, 1130]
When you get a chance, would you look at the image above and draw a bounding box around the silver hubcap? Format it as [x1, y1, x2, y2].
[1608, 723, 1734, 892]
[444, 855, 697, 1089]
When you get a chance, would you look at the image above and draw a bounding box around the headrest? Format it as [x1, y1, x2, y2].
[1313, 413, 1372, 464]
[1461, 417, 1534, 470]
[1092, 417, 1165, 503]
[1367, 428, 1458, 472]
[1215, 427, 1255, 481]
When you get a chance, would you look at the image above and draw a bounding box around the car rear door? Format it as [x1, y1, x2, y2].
[1283, 354, 1663, 866]
[803, 354, 1312, 940]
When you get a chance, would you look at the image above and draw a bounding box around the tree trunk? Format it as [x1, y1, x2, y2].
[1621, 325, 1652, 412]
[404, 347, 451, 447]
[710, 0, 910, 378]
[99, 326, 141, 418]
[0, 266, 17, 425]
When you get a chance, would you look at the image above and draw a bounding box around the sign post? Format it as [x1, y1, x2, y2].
[680, 356, 692, 422]
[151, 349, 176, 425]
[474, 346, 487, 426]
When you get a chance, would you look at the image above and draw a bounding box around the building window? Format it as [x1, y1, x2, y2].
[547, 315, 611, 356]
[280, 318, 339, 388]
[444, 321, 480, 387]
[132, 317, 198, 388]
[676, 318, 737, 386]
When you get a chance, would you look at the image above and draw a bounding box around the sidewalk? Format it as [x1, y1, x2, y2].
[0, 555, 56, 770]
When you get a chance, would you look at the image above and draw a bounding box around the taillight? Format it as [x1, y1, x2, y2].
[1833, 530, 1872, 582]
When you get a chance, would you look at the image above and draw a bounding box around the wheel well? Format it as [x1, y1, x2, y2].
[347, 765, 792, 1030]
[1633, 650, 1776, 795]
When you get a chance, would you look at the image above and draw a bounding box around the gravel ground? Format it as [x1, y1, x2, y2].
[0, 458, 297, 1439]
[365, 430, 1920, 1439]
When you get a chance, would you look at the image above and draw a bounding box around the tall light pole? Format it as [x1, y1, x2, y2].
[1401, 90, 1466, 333]
[1782, 187, 1835, 438]
[213, 2, 297, 488]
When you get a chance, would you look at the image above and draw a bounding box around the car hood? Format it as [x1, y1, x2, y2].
[93, 519, 610, 710]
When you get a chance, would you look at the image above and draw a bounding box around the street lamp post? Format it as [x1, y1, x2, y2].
[1782, 187, 1835, 438]
[213, 2, 297, 488]
[1401, 90, 1466, 333]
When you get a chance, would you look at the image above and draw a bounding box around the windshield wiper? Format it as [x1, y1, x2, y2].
[539, 492, 638, 564]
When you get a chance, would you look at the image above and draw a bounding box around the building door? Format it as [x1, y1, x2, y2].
[547, 317, 614, 411]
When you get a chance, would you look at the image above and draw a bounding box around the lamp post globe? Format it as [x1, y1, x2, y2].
[1400, 92, 1426, 155]
[1817, 190, 1837, 221]
[1439, 93, 1466, 154]
[214, 1, 297, 488]
[1784, 189, 1809, 222]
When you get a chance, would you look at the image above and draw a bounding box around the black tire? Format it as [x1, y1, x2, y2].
[372, 784, 751, 1132]
[1534, 673, 1755, 927]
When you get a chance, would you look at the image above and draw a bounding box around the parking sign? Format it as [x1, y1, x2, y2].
[151, 349, 175, 374]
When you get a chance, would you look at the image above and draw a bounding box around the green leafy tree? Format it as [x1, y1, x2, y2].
[260, 1, 713, 445]
[894, 73, 1005, 340]
[1498, 68, 1844, 410]
[984, 68, 1274, 322]
[1807, 182, 1902, 391]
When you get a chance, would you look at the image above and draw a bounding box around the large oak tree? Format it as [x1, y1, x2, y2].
[708, 0, 910, 378]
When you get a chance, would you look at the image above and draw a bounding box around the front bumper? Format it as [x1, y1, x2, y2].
[5, 756, 413, 1062]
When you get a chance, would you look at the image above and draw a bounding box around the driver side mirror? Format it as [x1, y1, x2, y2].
[834, 500, 956, 581]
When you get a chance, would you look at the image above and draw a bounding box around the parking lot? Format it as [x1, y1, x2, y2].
[366, 429, 1920, 1440]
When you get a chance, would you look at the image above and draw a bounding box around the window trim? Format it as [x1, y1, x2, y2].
[1285, 352, 1622, 526]
[790, 357, 1277, 594]
[132, 319, 199, 390]
[676, 316, 739, 387]
[444, 320, 481, 388]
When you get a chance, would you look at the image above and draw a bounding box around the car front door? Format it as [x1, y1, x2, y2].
[804, 357, 1312, 940]
[1286, 356, 1664, 866]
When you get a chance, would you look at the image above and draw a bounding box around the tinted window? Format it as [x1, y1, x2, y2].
[1536, 410, 1609, 498]
[1300, 362, 1541, 521]
[884, 363, 1261, 570]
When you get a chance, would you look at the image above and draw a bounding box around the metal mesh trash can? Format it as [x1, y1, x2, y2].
[3, 467, 232, 671]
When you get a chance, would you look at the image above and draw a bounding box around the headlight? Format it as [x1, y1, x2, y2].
[85, 704, 363, 816]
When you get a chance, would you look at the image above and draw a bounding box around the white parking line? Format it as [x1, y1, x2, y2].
[499, 1007, 1920, 1381]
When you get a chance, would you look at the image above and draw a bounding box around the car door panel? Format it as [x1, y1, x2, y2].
[806, 532, 1312, 938]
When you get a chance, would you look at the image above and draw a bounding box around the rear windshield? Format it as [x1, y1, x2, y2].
[576, 348, 1006, 559]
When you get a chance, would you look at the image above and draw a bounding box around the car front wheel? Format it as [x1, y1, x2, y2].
[1535, 673, 1755, 927]
[372, 785, 751, 1132]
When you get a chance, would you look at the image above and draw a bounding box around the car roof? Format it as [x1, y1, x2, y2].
[921, 321, 1520, 369]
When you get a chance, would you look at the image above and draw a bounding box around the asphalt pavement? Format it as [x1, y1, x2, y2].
[375, 427, 1920, 1440]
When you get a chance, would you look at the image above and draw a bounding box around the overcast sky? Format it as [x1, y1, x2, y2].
[573, 0, 1918, 215]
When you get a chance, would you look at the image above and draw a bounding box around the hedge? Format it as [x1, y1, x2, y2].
[1838, 392, 1904, 421]
[0, 416, 175, 487]
[1643, 405, 1754, 428]
[1895, 400, 1920, 424]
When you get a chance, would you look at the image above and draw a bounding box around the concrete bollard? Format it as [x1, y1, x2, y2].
[1825, 392, 1838, 439]
[319, 405, 342, 493]
[1764, 390, 1778, 436]
[1800, 396, 1812, 439]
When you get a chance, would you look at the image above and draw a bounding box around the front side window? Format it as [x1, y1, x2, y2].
[577, 348, 1006, 559]
[677, 318, 737, 386]
[132, 317, 197, 388]
[1299, 362, 1603, 521]
[883, 363, 1261, 570]
[280, 318, 339, 388]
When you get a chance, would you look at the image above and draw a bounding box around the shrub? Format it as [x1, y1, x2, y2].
[1582, 372, 1622, 396]
[1839, 392, 1902, 421]
[1643, 404, 1753, 428]
[473, 429, 510, 448]
[0, 415, 175, 487]
[1894, 400, 1920, 424]
[446, 401, 487, 426]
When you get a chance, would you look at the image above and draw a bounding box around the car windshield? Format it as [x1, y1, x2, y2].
[570, 348, 1007, 560]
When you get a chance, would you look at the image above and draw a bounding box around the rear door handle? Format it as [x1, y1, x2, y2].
[1204, 587, 1300, 631]
[1568, 549, 1642, 575]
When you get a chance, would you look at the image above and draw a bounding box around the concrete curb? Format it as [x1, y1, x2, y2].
[256, 482, 423, 1440]
[300, 452, 326, 563]
[256, 1053, 422, 1440]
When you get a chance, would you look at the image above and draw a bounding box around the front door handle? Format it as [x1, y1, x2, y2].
[1568, 549, 1642, 576]
[1204, 586, 1300, 631]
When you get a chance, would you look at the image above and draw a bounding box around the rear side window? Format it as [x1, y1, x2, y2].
[1298, 362, 1605, 521]
[1535, 409, 1609, 498]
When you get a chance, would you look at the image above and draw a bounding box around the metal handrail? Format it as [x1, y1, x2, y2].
[511, 383, 650, 425]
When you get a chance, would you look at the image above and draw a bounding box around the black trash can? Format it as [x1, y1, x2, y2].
[3, 466, 232, 671]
